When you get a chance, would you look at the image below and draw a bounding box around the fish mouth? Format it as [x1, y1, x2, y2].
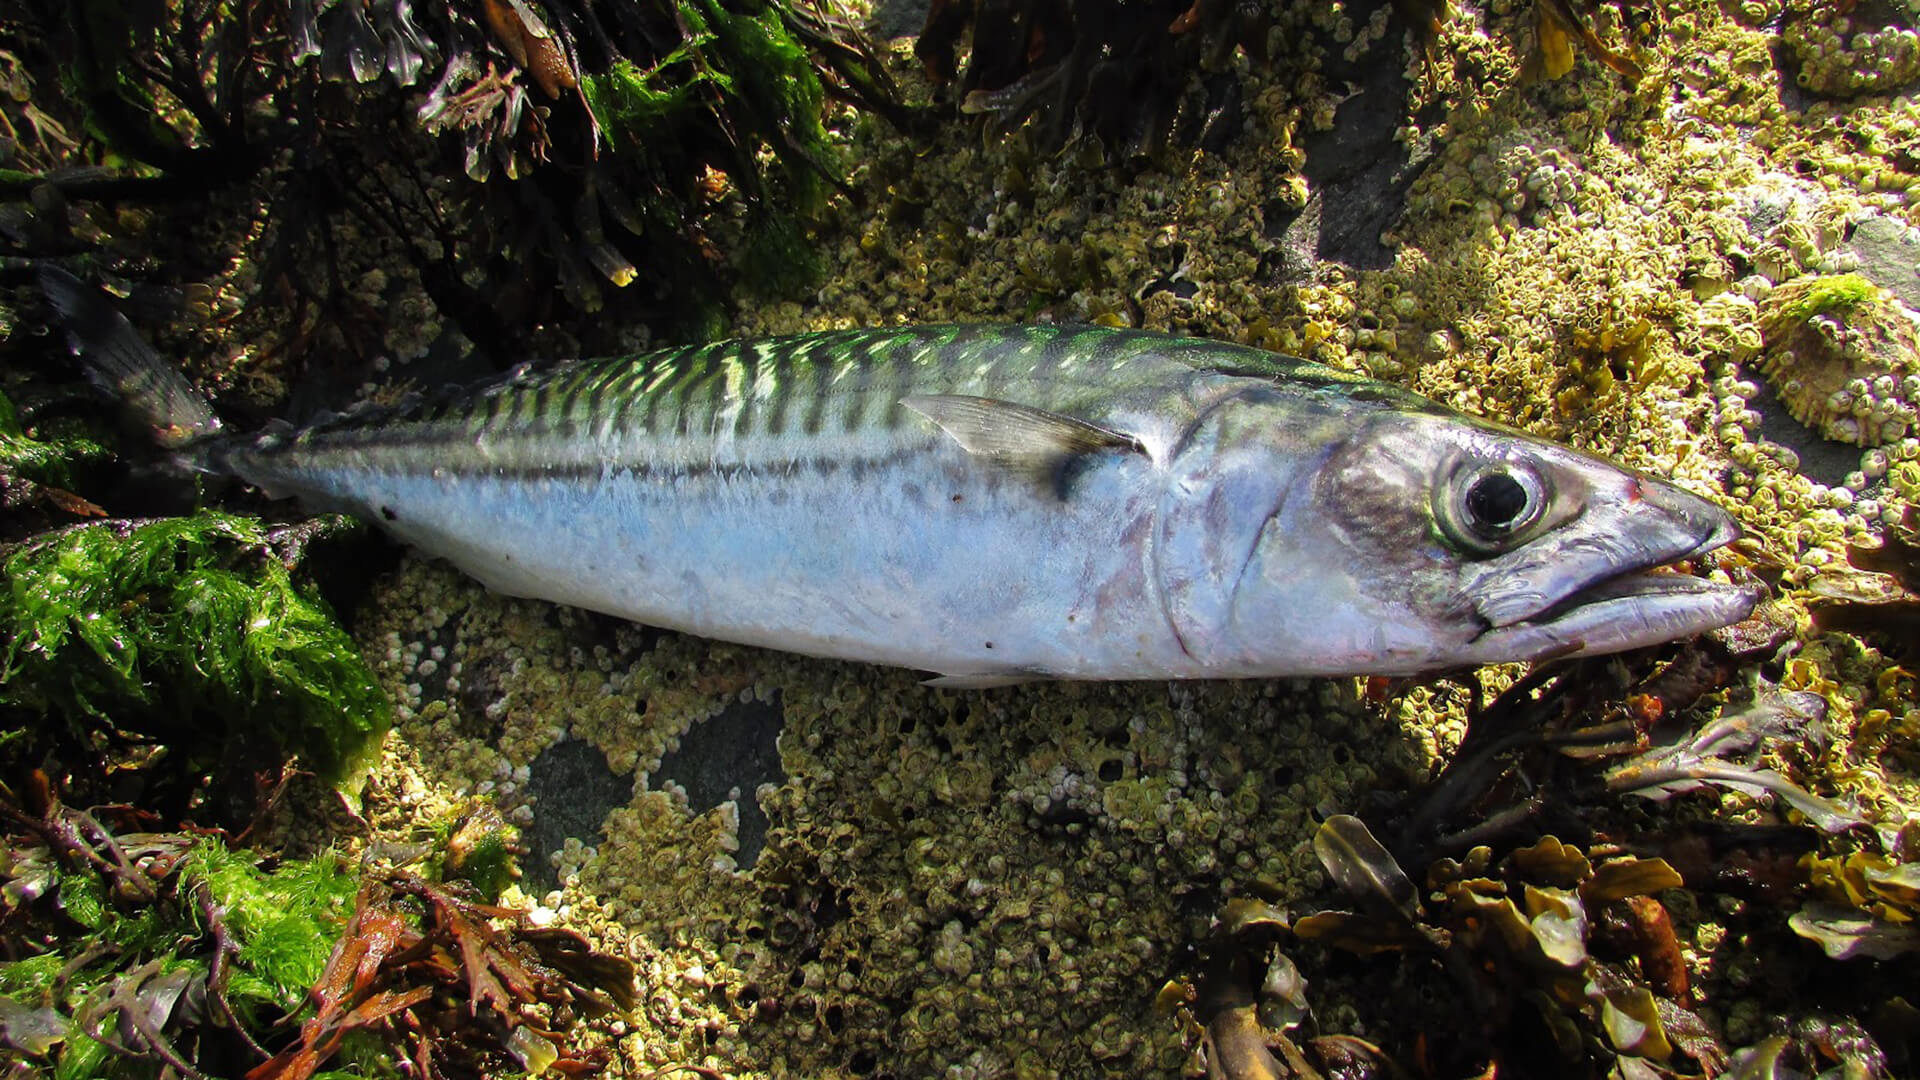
[1467, 517, 1764, 662]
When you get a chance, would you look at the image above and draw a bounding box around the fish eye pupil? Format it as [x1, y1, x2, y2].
[1466, 471, 1529, 532]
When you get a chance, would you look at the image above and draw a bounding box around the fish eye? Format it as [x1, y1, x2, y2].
[1438, 461, 1547, 554]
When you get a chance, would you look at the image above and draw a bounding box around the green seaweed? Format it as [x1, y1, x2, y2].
[193, 840, 360, 1006]
[0, 825, 358, 1077]
[48, 1033, 107, 1080]
[580, 56, 721, 149]
[578, 0, 836, 304]
[0, 390, 109, 490]
[683, 0, 832, 203]
[436, 804, 524, 902]
[1775, 272, 1882, 327]
[0, 510, 389, 785]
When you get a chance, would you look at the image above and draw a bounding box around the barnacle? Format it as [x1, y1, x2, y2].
[1808, 504, 1920, 656]
[350, 569, 1381, 1074]
[1782, 0, 1920, 98]
[9, 0, 1920, 1074]
[1465, 126, 1592, 225]
[1755, 273, 1920, 446]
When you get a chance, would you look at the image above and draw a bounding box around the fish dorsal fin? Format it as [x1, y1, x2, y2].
[902, 395, 1144, 481]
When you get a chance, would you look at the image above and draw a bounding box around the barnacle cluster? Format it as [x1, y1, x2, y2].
[703, 4, 1920, 1065]
[354, 559, 1396, 1074]
[1463, 126, 1592, 225]
[1783, 0, 1920, 98]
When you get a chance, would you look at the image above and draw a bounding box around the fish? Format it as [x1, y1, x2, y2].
[44, 270, 1761, 684]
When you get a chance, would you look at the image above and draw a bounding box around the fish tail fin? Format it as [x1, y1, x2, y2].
[39, 267, 226, 456]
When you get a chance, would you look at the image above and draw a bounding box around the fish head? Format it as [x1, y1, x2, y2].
[1155, 392, 1762, 675]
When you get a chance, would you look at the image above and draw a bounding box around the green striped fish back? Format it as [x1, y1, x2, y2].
[237, 324, 1345, 478]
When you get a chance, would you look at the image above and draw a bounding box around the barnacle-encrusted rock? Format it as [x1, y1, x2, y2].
[1756, 273, 1920, 445]
[1465, 125, 1591, 225]
[1783, 3, 1920, 98]
[354, 557, 1384, 1075]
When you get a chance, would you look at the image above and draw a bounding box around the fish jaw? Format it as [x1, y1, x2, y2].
[1453, 457, 1761, 662]
[1460, 569, 1763, 664]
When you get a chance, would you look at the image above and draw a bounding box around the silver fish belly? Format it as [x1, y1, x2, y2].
[195, 323, 1759, 681]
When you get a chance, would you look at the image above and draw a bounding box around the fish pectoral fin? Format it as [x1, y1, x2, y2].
[902, 394, 1143, 487]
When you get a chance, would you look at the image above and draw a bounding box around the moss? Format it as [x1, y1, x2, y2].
[0, 510, 389, 785]
[192, 840, 359, 1006]
[0, 835, 357, 1077]
[49, 1033, 107, 1080]
[0, 954, 67, 998]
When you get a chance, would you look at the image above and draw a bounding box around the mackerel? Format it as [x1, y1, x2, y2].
[47, 274, 1761, 682]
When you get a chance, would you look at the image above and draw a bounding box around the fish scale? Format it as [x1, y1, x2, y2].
[42, 269, 1761, 682]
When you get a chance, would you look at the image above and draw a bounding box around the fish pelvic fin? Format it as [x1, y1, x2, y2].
[40, 267, 224, 451]
[921, 672, 1042, 689]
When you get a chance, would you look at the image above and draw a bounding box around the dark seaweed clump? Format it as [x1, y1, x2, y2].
[911, 0, 1659, 157]
[913, 0, 1292, 157]
[0, 0, 905, 351]
[1168, 615, 1920, 1078]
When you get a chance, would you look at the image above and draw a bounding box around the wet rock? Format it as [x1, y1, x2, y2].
[523, 738, 626, 891]
[649, 694, 786, 869]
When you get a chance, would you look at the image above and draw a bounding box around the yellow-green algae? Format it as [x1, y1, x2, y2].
[0, 835, 360, 1078]
[0, 389, 109, 490]
[36, 0, 1920, 1074]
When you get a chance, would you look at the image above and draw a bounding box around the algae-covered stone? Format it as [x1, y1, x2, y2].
[1757, 273, 1920, 445]
[0, 511, 390, 787]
